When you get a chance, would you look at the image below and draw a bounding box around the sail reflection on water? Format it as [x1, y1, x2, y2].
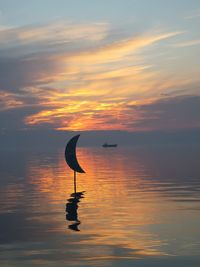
[66, 192, 85, 231]
[0, 146, 199, 266]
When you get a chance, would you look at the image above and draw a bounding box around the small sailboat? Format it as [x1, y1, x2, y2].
[65, 135, 85, 194]
[102, 142, 118, 148]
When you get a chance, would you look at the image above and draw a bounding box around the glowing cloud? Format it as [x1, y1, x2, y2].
[0, 21, 199, 132]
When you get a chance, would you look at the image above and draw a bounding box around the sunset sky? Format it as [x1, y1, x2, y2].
[0, 0, 200, 133]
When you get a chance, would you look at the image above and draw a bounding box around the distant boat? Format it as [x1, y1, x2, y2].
[102, 143, 118, 148]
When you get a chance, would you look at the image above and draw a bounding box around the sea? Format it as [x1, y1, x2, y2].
[0, 144, 200, 267]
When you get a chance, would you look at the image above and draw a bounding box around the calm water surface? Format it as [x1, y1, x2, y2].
[0, 145, 200, 267]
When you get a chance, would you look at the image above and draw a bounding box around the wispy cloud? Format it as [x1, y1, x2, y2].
[66, 31, 182, 64]
[0, 22, 109, 51]
[0, 21, 199, 132]
[184, 11, 200, 20]
[172, 39, 200, 48]
[0, 91, 24, 111]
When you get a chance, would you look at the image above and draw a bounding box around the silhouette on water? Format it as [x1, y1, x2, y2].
[65, 134, 86, 195]
[65, 135, 86, 231]
[102, 142, 118, 148]
[66, 191, 85, 231]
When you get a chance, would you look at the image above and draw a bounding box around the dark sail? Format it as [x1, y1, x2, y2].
[65, 135, 85, 173]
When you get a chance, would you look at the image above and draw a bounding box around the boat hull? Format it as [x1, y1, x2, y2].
[102, 144, 118, 148]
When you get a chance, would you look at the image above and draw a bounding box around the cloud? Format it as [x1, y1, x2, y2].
[0, 21, 198, 132]
[172, 39, 200, 48]
[0, 22, 110, 92]
[0, 55, 62, 92]
[23, 92, 200, 132]
[0, 91, 24, 111]
[184, 11, 200, 20]
[66, 31, 182, 64]
[0, 22, 109, 54]
[127, 95, 200, 131]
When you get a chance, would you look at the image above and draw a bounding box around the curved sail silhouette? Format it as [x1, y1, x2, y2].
[65, 135, 85, 173]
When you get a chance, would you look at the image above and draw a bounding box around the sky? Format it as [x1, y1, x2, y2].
[0, 0, 200, 133]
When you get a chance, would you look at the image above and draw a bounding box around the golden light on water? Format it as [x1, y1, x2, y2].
[1, 146, 200, 266]
[24, 148, 170, 258]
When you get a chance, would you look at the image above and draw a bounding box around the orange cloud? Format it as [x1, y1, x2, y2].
[0, 91, 25, 111]
[2, 21, 199, 132]
[64, 31, 182, 64]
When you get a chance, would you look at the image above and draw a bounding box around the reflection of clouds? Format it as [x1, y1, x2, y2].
[0, 147, 200, 265]
[26, 148, 168, 256]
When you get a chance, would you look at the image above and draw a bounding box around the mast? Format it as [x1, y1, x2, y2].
[74, 171, 77, 194]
